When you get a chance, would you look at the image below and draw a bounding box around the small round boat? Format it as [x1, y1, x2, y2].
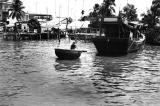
[55, 48, 85, 59]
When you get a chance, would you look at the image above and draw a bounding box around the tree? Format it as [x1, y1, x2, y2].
[27, 18, 41, 33]
[141, 0, 160, 28]
[88, 0, 116, 18]
[81, 10, 85, 16]
[141, 0, 160, 44]
[8, 0, 25, 40]
[89, 3, 101, 18]
[65, 17, 72, 32]
[100, 0, 116, 17]
[9, 0, 25, 39]
[87, 0, 116, 28]
[141, 10, 158, 28]
[121, 3, 138, 21]
[151, 0, 160, 16]
[9, 0, 25, 22]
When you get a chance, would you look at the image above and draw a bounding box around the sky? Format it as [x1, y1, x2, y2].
[21, 0, 153, 20]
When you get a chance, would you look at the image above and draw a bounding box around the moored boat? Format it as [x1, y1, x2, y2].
[55, 48, 85, 59]
[92, 17, 145, 56]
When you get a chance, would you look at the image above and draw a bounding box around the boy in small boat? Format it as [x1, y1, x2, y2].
[70, 42, 76, 49]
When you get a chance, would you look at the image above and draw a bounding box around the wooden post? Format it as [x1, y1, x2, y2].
[99, 17, 102, 36]
[47, 30, 49, 39]
[40, 33, 41, 40]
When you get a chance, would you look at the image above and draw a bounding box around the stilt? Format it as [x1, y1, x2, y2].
[39, 33, 41, 40]
[47, 31, 49, 39]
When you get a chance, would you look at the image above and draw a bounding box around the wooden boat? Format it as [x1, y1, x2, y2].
[55, 48, 86, 59]
[92, 17, 145, 56]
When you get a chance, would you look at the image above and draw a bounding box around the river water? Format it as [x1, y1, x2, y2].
[0, 37, 160, 106]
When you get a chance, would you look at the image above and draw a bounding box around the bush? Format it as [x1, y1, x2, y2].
[145, 27, 160, 43]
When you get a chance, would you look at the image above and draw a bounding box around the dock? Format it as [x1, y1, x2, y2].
[2, 32, 65, 40]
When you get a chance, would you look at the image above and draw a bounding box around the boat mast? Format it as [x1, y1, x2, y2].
[82, 0, 84, 10]
[55, 0, 57, 17]
[36, 1, 38, 13]
[68, 0, 69, 17]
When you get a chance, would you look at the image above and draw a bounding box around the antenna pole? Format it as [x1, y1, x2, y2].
[55, 0, 57, 17]
[68, 0, 69, 17]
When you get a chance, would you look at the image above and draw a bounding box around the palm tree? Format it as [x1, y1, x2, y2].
[9, 0, 25, 34]
[9, 0, 25, 20]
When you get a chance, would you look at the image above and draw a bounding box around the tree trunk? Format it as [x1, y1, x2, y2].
[15, 21, 20, 40]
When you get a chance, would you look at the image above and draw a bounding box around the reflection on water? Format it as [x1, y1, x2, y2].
[0, 38, 160, 106]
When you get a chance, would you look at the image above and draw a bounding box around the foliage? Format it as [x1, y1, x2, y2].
[81, 10, 85, 16]
[121, 3, 138, 21]
[145, 27, 160, 44]
[100, 0, 116, 17]
[89, 0, 116, 18]
[79, 16, 88, 21]
[151, 0, 160, 16]
[89, 3, 101, 18]
[141, 0, 160, 44]
[67, 17, 73, 24]
[141, 0, 160, 28]
[9, 0, 25, 21]
[141, 10, 159, 28]
[27, 18, 41, 33]
[87, 0, 116, 28]
[65, 17, 73, 30]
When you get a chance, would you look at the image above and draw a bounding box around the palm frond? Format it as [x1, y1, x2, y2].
[9, 0, 25, 21]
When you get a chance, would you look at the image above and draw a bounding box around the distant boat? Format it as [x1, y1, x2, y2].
[55, 48, 86, 59]
[92, 17, 145, 56]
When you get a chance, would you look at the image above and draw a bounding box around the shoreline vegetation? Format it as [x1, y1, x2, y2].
[1, 0, 160, 45]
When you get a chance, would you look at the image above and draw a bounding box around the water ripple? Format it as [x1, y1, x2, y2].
[0, 39, 160, 105]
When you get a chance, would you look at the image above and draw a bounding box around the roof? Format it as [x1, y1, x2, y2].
[29, 13, 52, 17]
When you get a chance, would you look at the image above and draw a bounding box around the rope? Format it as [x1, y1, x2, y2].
[128, 40, 134, 51]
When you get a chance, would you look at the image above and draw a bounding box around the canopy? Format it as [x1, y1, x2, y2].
[68, 21, 90, 29]
[41, 19, 68, 30]
[41, 20, 57, 28]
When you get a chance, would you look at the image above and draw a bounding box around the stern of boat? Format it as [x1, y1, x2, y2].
[92, 36, 129, 55]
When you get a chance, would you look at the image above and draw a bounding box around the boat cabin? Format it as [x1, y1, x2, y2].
[101, 17, 130, 38]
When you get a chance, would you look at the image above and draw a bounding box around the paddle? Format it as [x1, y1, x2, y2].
[79, 50, 87, 52]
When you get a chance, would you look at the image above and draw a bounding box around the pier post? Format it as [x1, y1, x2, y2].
[47, 31, 49, 39]
[40, 33, 41, 40]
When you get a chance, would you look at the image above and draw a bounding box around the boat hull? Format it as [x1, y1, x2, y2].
[92, 36, 145, 56]
[92, 37, 129, 55]
[55, 49, 82, 59]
